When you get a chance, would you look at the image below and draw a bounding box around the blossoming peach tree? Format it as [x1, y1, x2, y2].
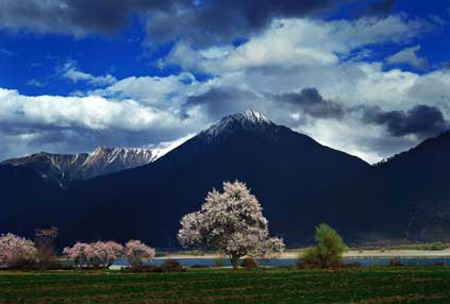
[0, 233, 37, 267]
[124, 240, 155, 267]
[64, 241, 123, 267]
[64, 240, 155, 268]
[178, 180, 285, 269]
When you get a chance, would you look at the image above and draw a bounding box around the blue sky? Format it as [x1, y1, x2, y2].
[2, 0, 448, 96]
[0, 0, 449, 162]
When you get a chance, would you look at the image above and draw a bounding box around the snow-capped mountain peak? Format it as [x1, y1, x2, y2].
[242, 109, 271, 123]
[200, 110, 274, 140]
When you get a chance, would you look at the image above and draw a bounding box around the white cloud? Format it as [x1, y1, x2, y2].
[59, 60, 117, 86]
[386, 45, 429, 70]
[26, 79, 45, 87]
[0, 88, 162, 131]
[94, 72, 205, 109]
[165, 15, 434, 74]
[0, 88, 203, 160]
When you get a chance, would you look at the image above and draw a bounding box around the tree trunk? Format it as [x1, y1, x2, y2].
[231, 255, 239, 270]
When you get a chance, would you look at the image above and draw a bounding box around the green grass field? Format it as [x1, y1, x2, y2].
[1, 267, 450, 303]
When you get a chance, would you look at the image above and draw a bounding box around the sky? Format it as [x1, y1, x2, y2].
[0, 0, 449, 163]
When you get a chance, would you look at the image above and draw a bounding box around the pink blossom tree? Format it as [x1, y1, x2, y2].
[0, 233, 37, 267]
[64, 241, 123, 268]
[178, 180, 285, 270]
[88, 241, 123, 267]
[63, 242, 90, 267]
[124, 240, 155, 267]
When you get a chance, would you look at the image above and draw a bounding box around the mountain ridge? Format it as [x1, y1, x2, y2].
[1, 146, 156, 189]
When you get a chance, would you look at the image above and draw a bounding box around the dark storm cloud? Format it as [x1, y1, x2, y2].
[363, 104, 449, 138]
[0, 0, 364, 44]
[274, 88, 345, 119]
[0, 0, 186, 35]
[148, 0, 399, 45]
[146, 0, 354, 45]
[186, 86, 347, 124]
[185, 87, 260, 120]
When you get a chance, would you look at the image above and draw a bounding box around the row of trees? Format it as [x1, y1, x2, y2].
[0, 234, 154, 269]
[63, 240, 155, 268]
[1, 180, 346, 270]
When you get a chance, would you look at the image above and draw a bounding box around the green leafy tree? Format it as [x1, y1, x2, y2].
[301, 223, 347, 268]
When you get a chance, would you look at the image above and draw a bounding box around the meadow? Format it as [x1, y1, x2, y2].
[1, 267, 450, 304]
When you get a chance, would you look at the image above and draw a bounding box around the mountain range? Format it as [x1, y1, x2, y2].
[0, 146, 158, 234]
[1, 147, 156, 189]
[1, 110, 449, 248]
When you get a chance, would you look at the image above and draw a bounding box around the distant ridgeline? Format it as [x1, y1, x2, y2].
[1, 147, 157, 189]
[1, 110, 450, 248]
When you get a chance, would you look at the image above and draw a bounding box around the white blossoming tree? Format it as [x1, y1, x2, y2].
[0, 233, 37, 267]
[124, 240, 155, 268]
[63, 241, 123, 268]
[178, 180, 285, 269]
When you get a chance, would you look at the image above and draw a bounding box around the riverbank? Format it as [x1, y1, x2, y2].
[162, 249, 450, 260]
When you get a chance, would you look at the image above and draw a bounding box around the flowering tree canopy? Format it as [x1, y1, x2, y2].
[124, 240, 155, 267]
[64, 241, 123, 267]
[0, 233, 37, 267]
[178, 180, 285, 269]
[63, 242, 90, 267]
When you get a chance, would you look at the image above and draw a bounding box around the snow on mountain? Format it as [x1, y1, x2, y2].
[148, 133, 196, 161]
[79, 147, 156, 177]
[1, 147, 157, 188]
[199, 110, 274, 140]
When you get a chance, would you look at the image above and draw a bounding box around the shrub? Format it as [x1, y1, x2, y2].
[426, 242, 447, 251]
[121, 265, 163, 273]
[190, 264, 209, 269]
[241, 257, 258, 268]
[161, 259, 186, 272]
[300, 247, 320, 268]
[300, 224, 348, 269]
